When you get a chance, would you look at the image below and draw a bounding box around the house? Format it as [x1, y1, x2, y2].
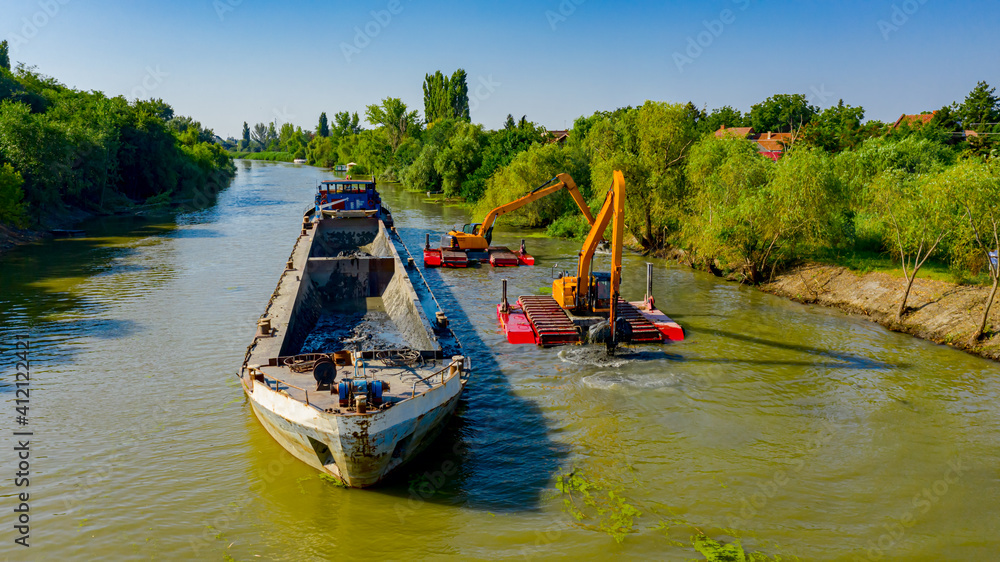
[892, 111, 937, 129]
[715, 125, 755, 139]
[714, 125, 793, 161]
[547, 130, 569, 144]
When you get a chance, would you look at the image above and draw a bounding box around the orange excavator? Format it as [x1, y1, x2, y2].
[497, 170, 684, 352]
[423, 173, 595, 267]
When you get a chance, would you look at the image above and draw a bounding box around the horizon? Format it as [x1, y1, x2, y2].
[3, 0, 998, 137]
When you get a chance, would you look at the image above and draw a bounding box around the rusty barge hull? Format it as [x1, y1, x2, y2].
[239, 204, 469, 488]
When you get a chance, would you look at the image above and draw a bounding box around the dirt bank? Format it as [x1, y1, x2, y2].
[0, 224, 45, 256]
[762, 263, 1000, 362]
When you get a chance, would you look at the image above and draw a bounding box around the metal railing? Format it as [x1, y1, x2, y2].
[410, 357, 461, 397]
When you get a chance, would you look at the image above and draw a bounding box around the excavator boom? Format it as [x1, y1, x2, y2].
[447, 173, 595, 251]
[476, 173, 595, 245]
[498, 170, 684, 350]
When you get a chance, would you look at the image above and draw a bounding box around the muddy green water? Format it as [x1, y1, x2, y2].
[1, 160, 998, 561]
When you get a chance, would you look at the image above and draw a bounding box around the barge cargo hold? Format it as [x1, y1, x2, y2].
[239, 178, 469, 488]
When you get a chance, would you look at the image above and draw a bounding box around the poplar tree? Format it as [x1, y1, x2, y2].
[0, 40, 9, 71]
[317, 112, 330, 137]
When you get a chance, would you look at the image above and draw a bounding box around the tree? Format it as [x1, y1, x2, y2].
[365, 97, 419, 152]
[702, 105, 745, 134]
[317, 112, 329, 137]
[0, 162, 27, 227]
[956, 81, 1000, 132]
[951, 159, 1000, 341]
[474, 141, 590, 228]
[449, 68, 470, 121]
[587, 101, 699, 249]
[242, 121, 250, 148]
[748, 93, 818, 134]
[0, 40, 9, 72]
[689, 139, 842, 283]
[250, 122, 268, 148]
[423, 71, 451, 124]
[504, 114, 516, 130]
[332, 111, 361, 137]
[869, 170, 958, 321]
[800, 100, 867, 153]
[433, 121, 483, 196]
[423, 69, 470, 123]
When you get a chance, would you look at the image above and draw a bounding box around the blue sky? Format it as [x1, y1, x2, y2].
[3, 0, 998, 137]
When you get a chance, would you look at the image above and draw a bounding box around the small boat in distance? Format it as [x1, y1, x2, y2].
[239, 177, 469, 487]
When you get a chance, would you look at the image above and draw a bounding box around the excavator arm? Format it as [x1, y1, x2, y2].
[571, 170, 624, 312]
[450, 173, 595, 249]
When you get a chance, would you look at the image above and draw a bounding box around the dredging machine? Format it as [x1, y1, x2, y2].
[496, 170, 684, 352]
[424, 173, 595, 268]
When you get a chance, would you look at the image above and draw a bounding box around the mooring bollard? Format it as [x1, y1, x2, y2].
[425, 233, 431, 249]
[501, 279, 509, 313]
[646, 262, 654, 302]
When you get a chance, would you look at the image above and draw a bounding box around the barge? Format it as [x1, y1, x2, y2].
[239, 177, 469, 487]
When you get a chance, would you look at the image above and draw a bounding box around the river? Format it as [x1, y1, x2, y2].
[1, 160, 997, 561]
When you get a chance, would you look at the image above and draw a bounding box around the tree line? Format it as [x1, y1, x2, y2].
[0, 41, 235, 228]
[279, 74, 998, 338]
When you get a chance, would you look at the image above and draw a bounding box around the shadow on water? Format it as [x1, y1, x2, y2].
[690, 328, 907, 370]
[0, 210, 226, 379]
[370, 227, 570, 513]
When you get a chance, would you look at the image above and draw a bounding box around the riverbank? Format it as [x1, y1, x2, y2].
[762, 263, 1000, 361]
[0, 224, 44, 255]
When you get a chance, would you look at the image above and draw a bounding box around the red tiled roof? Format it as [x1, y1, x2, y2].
[750, 131, 794, 152]
[715, 126, 755, 139]
[893, 111, 937, 128]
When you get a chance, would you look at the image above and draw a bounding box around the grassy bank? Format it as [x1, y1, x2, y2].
[229, 151, 295, 162]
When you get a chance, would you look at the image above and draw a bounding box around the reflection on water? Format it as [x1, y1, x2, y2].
[1, 160, 998, 560]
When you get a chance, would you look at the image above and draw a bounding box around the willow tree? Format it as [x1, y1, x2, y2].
[869, 170, 958, 321]
[951, 159, 1000, 341]
[587, 101, 698, 250]
[365, 97, 419, 152]
[688, 141, 842, 283]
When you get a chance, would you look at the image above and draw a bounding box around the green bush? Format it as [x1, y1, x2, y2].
[0, 162, 27, 227]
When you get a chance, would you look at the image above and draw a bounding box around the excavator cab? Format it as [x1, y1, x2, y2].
[460, 223, 481, 235]
[590, 272, 613, 312]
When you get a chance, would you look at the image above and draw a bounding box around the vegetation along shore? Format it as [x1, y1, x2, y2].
[3, 52, 999, 357]
[0, 40, 236, 253]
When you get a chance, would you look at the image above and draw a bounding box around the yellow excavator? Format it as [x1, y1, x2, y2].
[448, 173, 595, 251]
[498, 170, 682, 352]
[425, 173, 596, 267]
[552, 170, 625, 347]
